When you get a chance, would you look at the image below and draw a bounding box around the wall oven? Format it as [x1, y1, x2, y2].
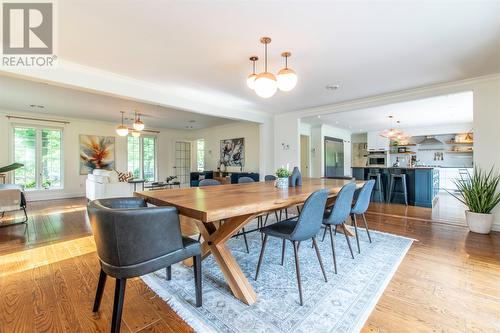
[367, 152, 388, 167]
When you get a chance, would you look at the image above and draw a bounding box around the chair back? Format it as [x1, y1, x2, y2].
[264, 175, 277, 181]
[199, 179, 221, 187]
[351, 180, 375, 214]
[238, 176, 255, 183]
[324, 182, 356, 225]
[87, 197, 184, 269]
[290, 189, 329, 241]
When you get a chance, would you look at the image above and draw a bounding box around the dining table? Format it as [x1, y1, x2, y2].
[134, 177, 362, 305]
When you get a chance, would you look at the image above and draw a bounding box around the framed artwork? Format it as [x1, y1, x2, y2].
[220, 138, 245, 167]
[79, 134, 115, 175]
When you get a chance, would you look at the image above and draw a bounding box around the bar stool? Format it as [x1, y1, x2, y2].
[388, 169, 408, 205]
[367, 170, 384, 202]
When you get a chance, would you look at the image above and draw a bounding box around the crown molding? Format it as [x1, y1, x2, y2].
[0, 60, 272, 124]
[285, 73, 500, 118]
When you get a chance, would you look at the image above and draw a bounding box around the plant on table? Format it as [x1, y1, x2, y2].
[276, 167, 292, 178]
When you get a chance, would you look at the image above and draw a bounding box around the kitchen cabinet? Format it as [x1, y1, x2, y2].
[367, 132, 389, 151]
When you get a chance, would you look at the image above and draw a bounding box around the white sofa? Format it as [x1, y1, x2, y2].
[85, 169, 134, 201]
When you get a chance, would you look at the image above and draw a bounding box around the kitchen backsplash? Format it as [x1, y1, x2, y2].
[390, 134, 473, 167]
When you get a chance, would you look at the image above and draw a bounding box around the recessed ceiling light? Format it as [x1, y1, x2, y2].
[29, 104, 44, 108]
[335, 120, 339, 124]
[189, 120, 196, 123]
[317, 115, 321, 119]
[325, 84, 340, 91]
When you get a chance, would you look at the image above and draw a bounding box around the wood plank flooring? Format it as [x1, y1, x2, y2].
[0, 197, 499, 332]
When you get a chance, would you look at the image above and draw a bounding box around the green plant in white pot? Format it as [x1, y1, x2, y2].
[449, 167, 500, 234]
[276, 167, 292, 189]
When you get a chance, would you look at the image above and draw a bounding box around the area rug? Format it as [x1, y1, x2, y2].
[142, 223, 413, 333]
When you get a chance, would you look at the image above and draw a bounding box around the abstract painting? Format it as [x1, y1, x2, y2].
[79, 135, 115, 175]
[220, 138, 244, 167]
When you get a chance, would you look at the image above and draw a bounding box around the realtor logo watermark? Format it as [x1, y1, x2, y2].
[2, 1, 57, 67]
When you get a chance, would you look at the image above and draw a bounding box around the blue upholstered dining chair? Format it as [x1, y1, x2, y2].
[321, 182, 357, 274]
[262, 174, 280, 225]
[255, 189, 329, 306]
[238, 176, 255, 184]
[199, 179, 221, 187]
[350, 179, 375, 253]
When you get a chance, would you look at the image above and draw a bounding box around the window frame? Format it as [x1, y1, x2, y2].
[196, 138, 205, 172]
[11, 123, 64, 191]
[127, 134, 158, 182]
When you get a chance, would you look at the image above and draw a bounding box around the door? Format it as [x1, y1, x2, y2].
[324, 136, 344, 178]
[300, 135, 310, 177]
[175, 141, 191, 187]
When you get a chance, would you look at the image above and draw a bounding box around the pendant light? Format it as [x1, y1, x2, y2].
[116, 111, 129, 136]
[133, 111, 145, 131]
[254, 37, 278, 98]
[277, 52, 298, 92]
[131, 129, 141, 138]
[246, 56, 259, 90]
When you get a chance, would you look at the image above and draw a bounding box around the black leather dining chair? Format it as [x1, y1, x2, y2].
[87, 197, 202, 333]
[255, 189, 329, 306]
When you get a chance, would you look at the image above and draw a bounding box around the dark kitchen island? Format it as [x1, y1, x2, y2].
[352, 167, 439, 207]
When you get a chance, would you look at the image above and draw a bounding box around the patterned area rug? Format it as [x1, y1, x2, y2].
[142, 221, 413, 333]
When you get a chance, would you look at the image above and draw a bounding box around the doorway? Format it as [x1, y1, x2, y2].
[324, 136, 344, 178]
[300, 135, 310, 177]
[174, 141, 191, 186]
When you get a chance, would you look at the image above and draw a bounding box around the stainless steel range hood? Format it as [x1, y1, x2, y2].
[418, 136, 443, 145]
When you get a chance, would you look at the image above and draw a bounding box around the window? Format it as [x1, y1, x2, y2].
[127, 136, 156, 181]
[196, 139, 205, 171]
[13, 126, 62, 189]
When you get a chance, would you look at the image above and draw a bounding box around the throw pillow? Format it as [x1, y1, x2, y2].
[117, 170, 133, 182]
[198, 174, 206, 181]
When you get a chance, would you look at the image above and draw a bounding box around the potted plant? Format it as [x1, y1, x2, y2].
[276, 167, 292, 189]
[449, 167, 500, 234]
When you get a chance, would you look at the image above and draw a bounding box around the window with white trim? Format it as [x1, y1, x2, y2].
[196, 139, 205, 172]
[13, 126, 63, 189]
[127, 135, 157, 181]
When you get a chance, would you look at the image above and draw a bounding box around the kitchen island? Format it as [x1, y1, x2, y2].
[352, 167, 439, 207]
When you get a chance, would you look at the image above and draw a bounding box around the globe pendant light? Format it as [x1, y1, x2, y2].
[254, 37, 278, 98]
[246, 56, 258, 90]
[131, 129, 141, 138]
[116, 111, 129, 136]
[133, 111, 145, 131]
[277, 52, 298, 91]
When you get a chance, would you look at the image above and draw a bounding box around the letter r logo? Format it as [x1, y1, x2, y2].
[3, 3, 53, 54]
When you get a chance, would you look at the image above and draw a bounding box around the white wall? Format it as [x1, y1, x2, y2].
[189, 122, 261, 173]
[0, 109, 191, 201]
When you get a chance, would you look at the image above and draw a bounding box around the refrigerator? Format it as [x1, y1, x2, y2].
[324, 137, 344, 178]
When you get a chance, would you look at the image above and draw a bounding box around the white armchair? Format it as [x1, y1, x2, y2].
[85, 169, 134, 201]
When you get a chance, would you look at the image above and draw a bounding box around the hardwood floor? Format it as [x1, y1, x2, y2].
[0, 197, 499, 332]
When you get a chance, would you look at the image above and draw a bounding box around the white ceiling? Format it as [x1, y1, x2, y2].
[302, 91, 473, 133]
[0, 75, 236, 130]
[49, 0, 500, 114]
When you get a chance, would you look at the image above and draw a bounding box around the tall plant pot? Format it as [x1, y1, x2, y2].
[465, 210, 493, 234]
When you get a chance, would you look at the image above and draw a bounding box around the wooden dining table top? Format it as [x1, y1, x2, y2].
[135, 178, 361, 222]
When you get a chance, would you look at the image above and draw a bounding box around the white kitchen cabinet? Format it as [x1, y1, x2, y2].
[367, 132, 390, 151]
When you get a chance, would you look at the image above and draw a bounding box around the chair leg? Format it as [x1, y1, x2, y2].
[281, 238, 286, 266]
[334, 225, 338, 235]
[312, 237, 328, 282]
[166, 266, 172, 281]
[296, 205, 301, 215]
[328, 225, 337, 274]
[321, 224, 328, 242]
[285, 209, 289, 219]
[255, 234, 268, 280]
[361, 213, 372, 243]
[197, 234, 202, 242]
[402, 177, 408, 205]
[193, 255, 202, 307]
[292, 240, 304, 306]
[264, 213, 269, 226]
[351, 214, 361, 254]
[92, 269, 107, 312]
[279, 210, 282, 221]
[275, 211, 280, 222]
[242, 227, 250, 253]
[111, 278, 126, 333]
[342, 224, 355, 259]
